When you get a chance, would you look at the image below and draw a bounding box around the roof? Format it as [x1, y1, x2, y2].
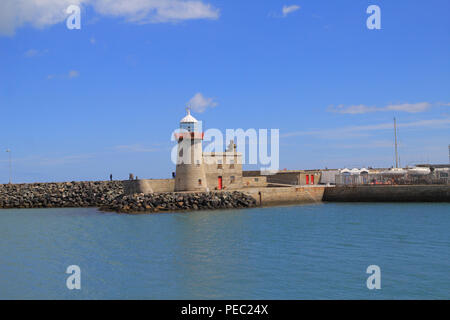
[416, 164, 450, 169]
[180, 108, 198, 123]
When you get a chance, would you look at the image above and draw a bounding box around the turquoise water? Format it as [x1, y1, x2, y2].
[0, 203, 449, 299]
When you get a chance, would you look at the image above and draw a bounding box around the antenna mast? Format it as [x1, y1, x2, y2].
[394, 117, 399, 168]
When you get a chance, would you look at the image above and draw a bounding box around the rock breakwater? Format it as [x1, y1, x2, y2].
[0, 182, 257, 213]
[101, 191, 257, 213]
[0, 181, 124, 209]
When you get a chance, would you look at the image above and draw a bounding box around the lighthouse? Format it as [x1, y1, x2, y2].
[174, 108, 208, 191]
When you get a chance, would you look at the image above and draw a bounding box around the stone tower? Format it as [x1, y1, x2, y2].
[174, 108, 208, 192]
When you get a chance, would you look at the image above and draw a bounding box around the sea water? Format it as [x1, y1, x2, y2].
[0, 203, 448, 299]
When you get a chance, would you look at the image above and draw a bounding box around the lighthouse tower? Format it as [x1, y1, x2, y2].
[174, 108, 208, 192]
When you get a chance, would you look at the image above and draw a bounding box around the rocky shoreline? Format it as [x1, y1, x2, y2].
[100, 191, 257, 213]
[0, 181, 257, 213]
[0, 181, 124, 209]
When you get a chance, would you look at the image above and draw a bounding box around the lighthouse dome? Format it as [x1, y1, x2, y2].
[180, 108, 198, 123]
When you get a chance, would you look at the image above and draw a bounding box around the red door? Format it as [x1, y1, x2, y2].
[311, 175, 314, 184]
[306, 175, 309, 185]
[218, 176, 223, 190]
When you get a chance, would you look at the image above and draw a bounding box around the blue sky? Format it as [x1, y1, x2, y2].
[1, 0, 449, 183]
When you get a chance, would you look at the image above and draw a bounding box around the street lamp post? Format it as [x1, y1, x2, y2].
[6, 149, 11, 184]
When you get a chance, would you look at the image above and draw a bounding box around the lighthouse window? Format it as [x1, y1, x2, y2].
[198, 179, 202, 185]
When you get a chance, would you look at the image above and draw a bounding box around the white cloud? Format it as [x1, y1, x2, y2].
[385, 102, 431, 113]
[328, 102, 432, 114]
[328, 104, 378, 114]
[282, 118, 450, 139]
[328, 140, 396, 149]
[36, 154, 94, 166]
[188, 93, 218, 113]
[0, 0, 219, 36]
[68, 70, 80, 78]
[113, 144, 157, 153]
[0, 0, 83, 36]
[23, 49, 39, 58]
[92, 0, 220, 23]
[23, 48, 49, 58]
[46, 70, 80, 80]
[282, 5, 301, 17]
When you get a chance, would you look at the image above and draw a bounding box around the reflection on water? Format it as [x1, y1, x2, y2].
[0, 203, 449, 299]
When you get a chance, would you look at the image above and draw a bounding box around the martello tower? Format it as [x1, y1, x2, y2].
[174, 108, 208, 192]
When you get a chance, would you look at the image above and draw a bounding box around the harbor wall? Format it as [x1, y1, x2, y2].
[124, 179, 175, 194]
[1, 181, 448, 212]
[243, 186, 325, 206]
[323, 185, 450, 202]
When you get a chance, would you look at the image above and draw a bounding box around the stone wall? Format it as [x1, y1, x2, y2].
[203, 152, 243, 190]
[242, 176, 268, 188]
[246, 171, 322, 186]
[323, 185, 450, 202]
[124, 179, 175, 194]
[242, 170, 261, 177]
[299, 171, 322, 186]
[243, 186, 325, 206]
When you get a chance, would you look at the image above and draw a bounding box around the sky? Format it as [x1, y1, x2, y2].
[0, 0, 449, 183]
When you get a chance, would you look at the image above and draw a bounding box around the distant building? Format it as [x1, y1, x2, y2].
[415, 164, 450, 169]
[334, 165, 449, 185]
[319, 169, 340, 185]
[242, 169, 321, 186]
[415, 164, 449, 183]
